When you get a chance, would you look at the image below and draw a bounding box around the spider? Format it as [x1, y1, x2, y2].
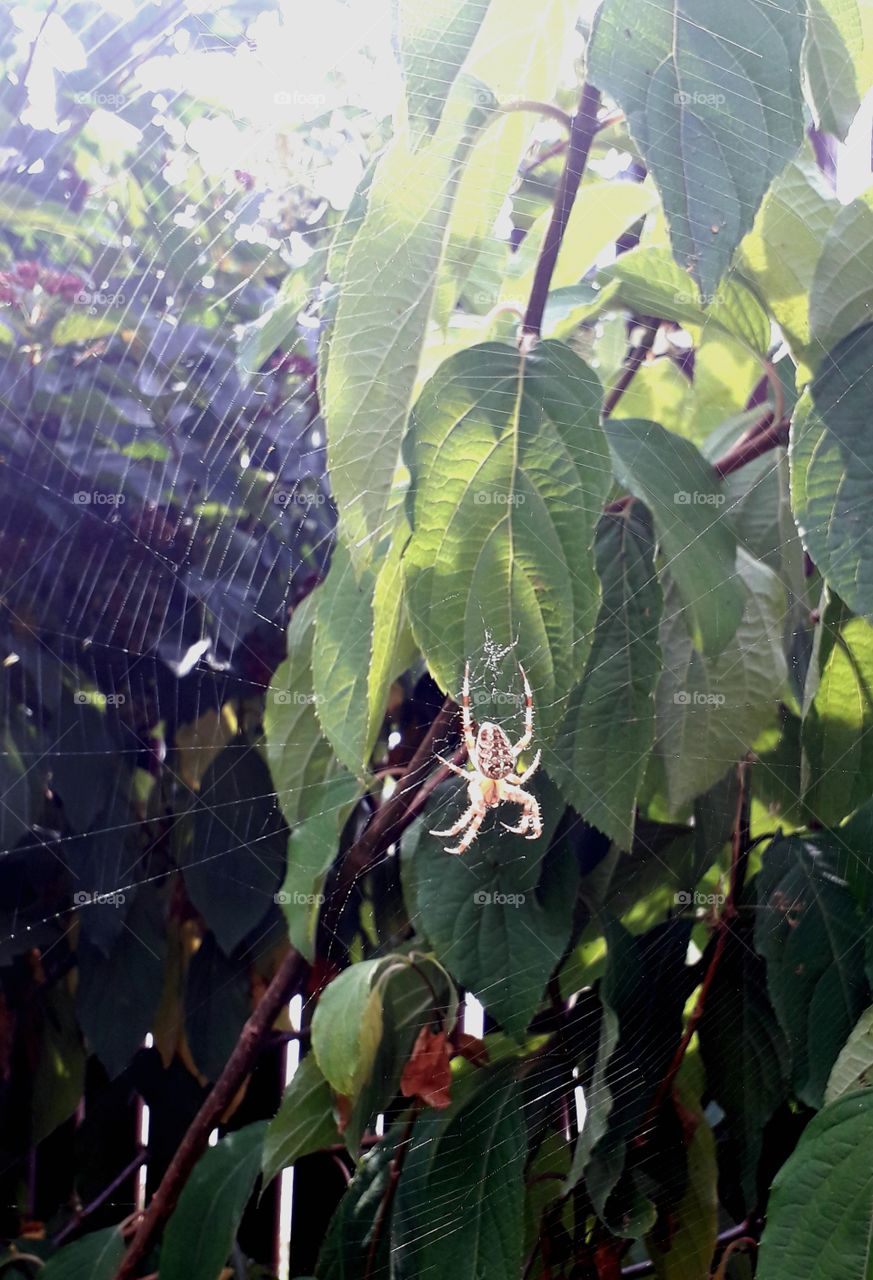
[430, 661, 542, 856]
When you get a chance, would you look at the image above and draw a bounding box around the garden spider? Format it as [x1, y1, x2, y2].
[431, 661, 543, 856]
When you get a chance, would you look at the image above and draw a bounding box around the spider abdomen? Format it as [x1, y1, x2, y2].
[476, 723, 514, 779]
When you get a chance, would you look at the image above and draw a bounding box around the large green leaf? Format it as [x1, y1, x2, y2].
[588, 0, 805, 295]
[323, 83, 489, 566]
[804, 0, 873, 140]
[698, 926, 789, 1206]
[754, 836, 868, 1108]
[653, 551, 787, 811]
[810, 195, 873, 357]
[603, 417, 745, 657]
[160, 1122, 266, 1280]
[417, 1079, 527, 1280]
[263, 1053, 339, 1186]
[265, 596, 338, 829]
[757, 1090, 873, 1280]
[408, 778, 575, 1038]
[403, 340, 610, 728]
[802, 593, 873, 825]
[396, 0, 489, 140]
[185, 740, 287, 955]
[550, 500, 662, 848]
[738, 154, 838, 380]
[826, 1006, 873, 1103]
[794, 327, 873, 620]
[311, 958, 387, 1097]
[40, 1227, 124, 1280]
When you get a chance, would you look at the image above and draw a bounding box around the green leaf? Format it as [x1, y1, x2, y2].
[263, 1053, 339, 1185]
[794, 327, 873, 620]
[237, 274, 308, 379]
[185, 740, 287, 955]
[396, 0, 489, 140]
[802, 594, 873, 825]
[804, 0, 873, 140]
[314, 536, 411, 775]
[654, 551, 786, 811]
[317, 1129, 402, 1279]
[323, 84, 489, 566]
[40, 1227, 124, 1280]
[185, 931, 250, 1082]
[409, 777, 574, 1038]
[757, 1090, 873, 1280]
[754, 836, 868, 1108]
[265, 596, 338, 829]
[550, 500, 663, 847]
[311, 958, 386, 1097]
[603, 417, 745, 657]
[32, 983, 85, 1143]
[600, 247, 771, 355]
[277, 772, 360, 962]
[403, 340, 610, 728]
[160, 1122, 266, 1280]
[588, 0, 805, 295]
[698, 925, 789, 1206]
[738, 154, 838, 378]
[417, 1079, 527, 1280]
[810, 196, 873, 358]
[826, 1006, 873, 1103]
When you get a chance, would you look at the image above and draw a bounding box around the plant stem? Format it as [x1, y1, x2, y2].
[713, 412, 789, 479]
[520, 83, 602, 342]
[602, 317, 660, 418]
[113, 946, 305, 1280]
[363, 1108, 419, 1280]
[54, 1151, 147, 1246]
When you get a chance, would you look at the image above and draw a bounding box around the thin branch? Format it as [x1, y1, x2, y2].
[601, 317, 660, 418]
[54, 1151, 147, 1245]
[114, 946, 305, 1280]
[520, 83, 603, 342]
[501, 100, 573, 133]
[363, 1108, 419, 1280]
[713, 412, 789, 479]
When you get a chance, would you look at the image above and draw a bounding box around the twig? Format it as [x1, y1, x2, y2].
[520, 83, 603, 342]
[502, 100, 573, 133]
[363, 1107, 419, 1280]
[635, 760, 750, 1145]
[54, 1151, 147, 1245]
[113, 946, 305, 1280]
[601, 318, 660, 418]
[713, 412, 789, 479]
[620, 1220, 753, 1277]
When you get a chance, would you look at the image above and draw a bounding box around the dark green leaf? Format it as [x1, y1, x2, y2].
[185, 931, 250, 1082]
[160, 1122, 266, 1280]
[41, 1227, 124, 1280]
[263, 1053, 339, 1185]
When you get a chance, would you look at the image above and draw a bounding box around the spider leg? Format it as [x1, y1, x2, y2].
[514, 748, 541, 786]
[431, 802, 477, 838]
[461, 662, 479, 769]
[445, 803, 488, 856]
[435, 753, 469, 778]
[511, 662, 534, 756]
[500, 785, 542, 841]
